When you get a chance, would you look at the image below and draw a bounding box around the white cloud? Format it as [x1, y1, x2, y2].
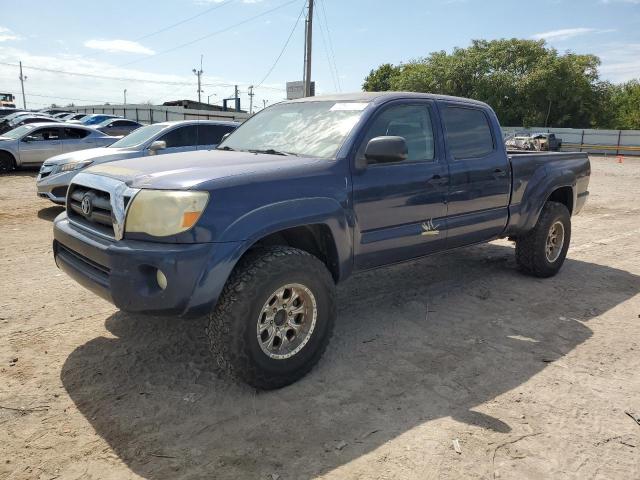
[598, 43, 640, 82]
[84, 39, 155, 55]
[0, 26, 20, 42]
[0, 46, 285, 109]
[531, 28, 600, 41]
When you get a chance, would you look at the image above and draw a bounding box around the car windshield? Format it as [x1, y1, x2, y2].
[83, 116, 110, 125]
[218, 101, 370, 158]
[1, 125, 34, 139]
[109, 123, 167, 148]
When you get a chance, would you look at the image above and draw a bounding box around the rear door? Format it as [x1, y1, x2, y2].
[155, 125, 199, 155]
[439, 103, 510, 247]
[352, 101, 449, 269]
[196, 123, 237, 150]
[19, 127, 63, 164]
[62, 127, 93, 152]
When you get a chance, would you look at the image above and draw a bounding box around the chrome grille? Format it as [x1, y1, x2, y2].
[65, 172, 139, 240]
[67, 184, 115, 237]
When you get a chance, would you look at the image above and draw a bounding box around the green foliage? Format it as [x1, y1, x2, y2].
[362, 39, 637, 129]
[608, 81, 640, 129]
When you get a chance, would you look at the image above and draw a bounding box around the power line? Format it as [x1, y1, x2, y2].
[136, 0, 234, 41]
[318, 0, 341, 91]
[254, 0, 306, 88]
[0, 61, 286, 91]
[119, 0, 300, 68]
[26, 92, 120, 104]
[316, 7, 338, 91]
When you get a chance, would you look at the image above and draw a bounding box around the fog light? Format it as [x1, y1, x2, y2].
[156, 269, 168, 290]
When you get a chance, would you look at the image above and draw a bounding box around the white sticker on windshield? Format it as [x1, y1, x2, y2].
[330, 102, 369, 111]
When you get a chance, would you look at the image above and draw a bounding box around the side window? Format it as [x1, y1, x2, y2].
[159, 125, 198, 148]
[359, 104, 435, 163]
[442, 107, 494, 160]
[25, 128, 61, 141]
[113, 120, 137, 127]
[64, 127, 90, 139]
[197, 124, 236, 145]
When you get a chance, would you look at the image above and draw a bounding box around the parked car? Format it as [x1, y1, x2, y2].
[37, 120, 239, 204]
[0, 111, 49, 131]
[59, 113, 87, 122]
[506, 132, 562, 152]
[52, 111, 74, 119]
[39, 108, 73, 115]
[0, 115, 59, 134]
[68, 114, 118, 126]
[52, 92, 590, 389]
[94, 118, 143, 136]
[0, 123, 116, 173]
[0, 108, 25, 118]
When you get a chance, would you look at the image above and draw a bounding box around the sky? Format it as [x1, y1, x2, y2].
[0, 0, 638, 111]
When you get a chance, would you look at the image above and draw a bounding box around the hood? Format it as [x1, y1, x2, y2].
[85, 149, 326, 190]
[44, 147, 139, 165]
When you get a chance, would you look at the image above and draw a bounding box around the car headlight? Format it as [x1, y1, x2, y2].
[59, 160, 93, 172]
[125, 190, 209, 237]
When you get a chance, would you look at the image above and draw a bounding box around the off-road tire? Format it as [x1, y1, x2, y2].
[0, 151, 15, 173]
[515, 201, 571, 278]
[206, 246, 336, 389]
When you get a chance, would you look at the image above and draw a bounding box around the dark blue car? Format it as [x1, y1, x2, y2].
[52, 92, 590, 389]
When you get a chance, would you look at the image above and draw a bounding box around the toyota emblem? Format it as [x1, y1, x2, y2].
[81, 194, 92, 216]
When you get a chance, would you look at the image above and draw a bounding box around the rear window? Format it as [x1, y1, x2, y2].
[442, 107, 494, 159]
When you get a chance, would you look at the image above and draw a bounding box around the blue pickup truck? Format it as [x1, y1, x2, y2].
[52, 92, 590, 389]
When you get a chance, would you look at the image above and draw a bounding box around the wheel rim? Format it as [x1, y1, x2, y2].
[256, 283, 318, 360]
[545, 221, 565, 262]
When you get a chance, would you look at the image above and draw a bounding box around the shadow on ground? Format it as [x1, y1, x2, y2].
[61, 243, 640, 479]
[37, 205, 64, 221]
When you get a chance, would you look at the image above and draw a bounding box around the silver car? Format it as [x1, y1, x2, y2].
[94, 117, 143, 136]
[36, 119, 239, 204]
[0, 123, 116, 173]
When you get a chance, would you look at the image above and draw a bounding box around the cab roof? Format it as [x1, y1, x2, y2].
[286, 91, 489, 108]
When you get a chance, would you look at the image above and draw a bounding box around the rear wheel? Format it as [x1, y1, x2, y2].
[515, 201, 571, 278]
[206, 246, 336, 389]
[0, 152, 15, 173]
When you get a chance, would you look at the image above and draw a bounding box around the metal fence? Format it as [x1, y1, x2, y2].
[502, 126, 640, 156]
[72, 103, 250, 124]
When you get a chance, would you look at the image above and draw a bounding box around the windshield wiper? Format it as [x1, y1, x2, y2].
[217, 145, 235, 151]
[247, 148, 298, 156]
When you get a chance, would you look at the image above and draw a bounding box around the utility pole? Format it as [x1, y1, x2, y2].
[123, 89, 127, 105]
[248, 85, 255, 115]
[234, 85, 239, 112]
[303, 0, 314, 97]
[193, 54, 204, 104]
[263, 99, 268, 109]
[19, 61, 27, 109]
[207, 93, 216, 104]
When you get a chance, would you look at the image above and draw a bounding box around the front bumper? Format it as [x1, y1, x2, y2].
[53, 214, 242, 316]
[36, 169, 77, 204]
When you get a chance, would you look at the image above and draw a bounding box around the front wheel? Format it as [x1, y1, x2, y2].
[0, 152, 15, 173]
[515, 201, 571, 278]
[206, 246, 336, 389]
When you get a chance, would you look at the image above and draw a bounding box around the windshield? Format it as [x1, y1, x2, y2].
[219, 101, 369, 158]
[109, 123, 167, 148]
[83, 116, 111, 125]
[1, 125, 34, 139]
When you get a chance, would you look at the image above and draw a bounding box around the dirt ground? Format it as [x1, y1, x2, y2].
[1, 156, 639, 480]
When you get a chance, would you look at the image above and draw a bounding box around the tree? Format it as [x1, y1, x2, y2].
[609, 81, 640, 129]
[363, 39, 615, 128]
[362, 63, 399, 92]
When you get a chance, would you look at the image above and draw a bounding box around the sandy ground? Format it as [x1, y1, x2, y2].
[1, 156, 639, 480]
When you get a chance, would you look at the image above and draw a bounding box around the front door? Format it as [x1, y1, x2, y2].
[352, 101, 449, 269]
[152, 125, 199, 155]
[438, 103, 510, 248]
[19, 127, 63, 165]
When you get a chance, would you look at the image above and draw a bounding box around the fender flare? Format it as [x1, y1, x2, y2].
[508, 166, 576, 235]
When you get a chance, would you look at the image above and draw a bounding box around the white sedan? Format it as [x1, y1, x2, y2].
[0, 123, 117, 172]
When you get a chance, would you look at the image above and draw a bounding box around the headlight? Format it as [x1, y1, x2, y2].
[60, 160, 93, 172]
[125, 190, 209, 237]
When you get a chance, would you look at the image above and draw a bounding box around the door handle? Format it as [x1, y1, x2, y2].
[428, 174, 448, 186]
[493, 168, 507, 178]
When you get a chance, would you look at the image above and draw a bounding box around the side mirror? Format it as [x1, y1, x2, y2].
[22, 135, 36, 143]
[364, 136, 408, 164]
[148, 140, 166, 154]
[221, 132, 231, 142]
